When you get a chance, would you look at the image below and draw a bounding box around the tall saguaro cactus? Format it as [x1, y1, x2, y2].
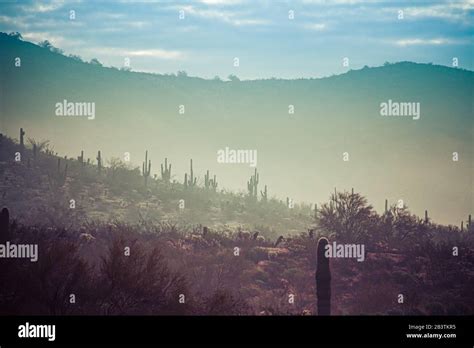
[184, 159, 197, 189]
[161, 158, 171, 183]
[247, 168, 259, 198]
[142, 150, 152, 186]
[18, 127, 26, 160]
[204, 170, 218, 191]
[0, 207, 10, 242]
[316, 237, 331, 316]
[19, 128, 25, 151]
[97, 151, 102, 173]
[78, 150, 84, 166]
[211, 174, 218, 191]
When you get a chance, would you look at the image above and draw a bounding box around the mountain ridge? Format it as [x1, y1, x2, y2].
[1, 32, 473, 83]
[1, 31, 472, 226]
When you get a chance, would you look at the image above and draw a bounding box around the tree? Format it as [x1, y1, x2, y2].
[8, 32, 22, 40]
[27, 138, 50, 157]
[39, 40, 53, 49]
[90, 58, 103, 66]
[318, 191, 375, 243]
[38, 40, 63, 55]
[228, 74, 240, 82]
[68, 54, 83, 62]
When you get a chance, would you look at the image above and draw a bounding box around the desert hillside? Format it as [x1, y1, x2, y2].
[0, 133, 473, 315]
[1, 32, 473, 225]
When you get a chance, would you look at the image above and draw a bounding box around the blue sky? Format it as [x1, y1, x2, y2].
[0, 0, 473, 79]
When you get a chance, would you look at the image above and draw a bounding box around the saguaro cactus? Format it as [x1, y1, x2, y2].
[184, 159, 197, 189]
[316, 237, 331, 316]
[78, 150, 84, 166]
[97, 151, 102, 173]
[247, 168, 259, 198]
[204, 170, 218, 191]
[54, 159, 68, 186]
[0, 207, 9, 242]
[260, 185, 268, 202]
[211, 174, 218, 191]
[19, 128, 25, 151]
[425, 210, 429, 224]
[161, 158, 171, 183]
[204, 170, 210, 189]
[142, 150, 152, 186]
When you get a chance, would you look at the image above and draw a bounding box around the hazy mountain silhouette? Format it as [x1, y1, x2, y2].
[1, 32, 472, 225]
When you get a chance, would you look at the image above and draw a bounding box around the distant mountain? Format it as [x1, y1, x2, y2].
[1, 32, 472, 225]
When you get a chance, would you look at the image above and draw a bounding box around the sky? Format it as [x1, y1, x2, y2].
[0, 0, 473, 79]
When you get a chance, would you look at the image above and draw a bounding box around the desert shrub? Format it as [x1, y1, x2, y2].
[96, 236, 188, 315]
[318, 191, 376, 243]
[2, 237, 92, 315]
[105, 158, 141, 194]
[201, 289, 249, 315]
[246, 247, 270, 263]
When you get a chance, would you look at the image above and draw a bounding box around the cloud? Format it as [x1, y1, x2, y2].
[20, 0, 66, 13]
[0, 15, 17, 25]
[303, 23, 327, 31]
[393, 1, 473, 24]
[199, 0, 243, 5]
[0, 15, 29, 29]
[301, 0, 383, 4]
[125, 21, 150, 29]
[82, 46, 185, 60]
[126, 49, 183, 59]
[180, 5, 269, 26]
[22, 31, 67, 46]
[395, 38, 457, 46]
